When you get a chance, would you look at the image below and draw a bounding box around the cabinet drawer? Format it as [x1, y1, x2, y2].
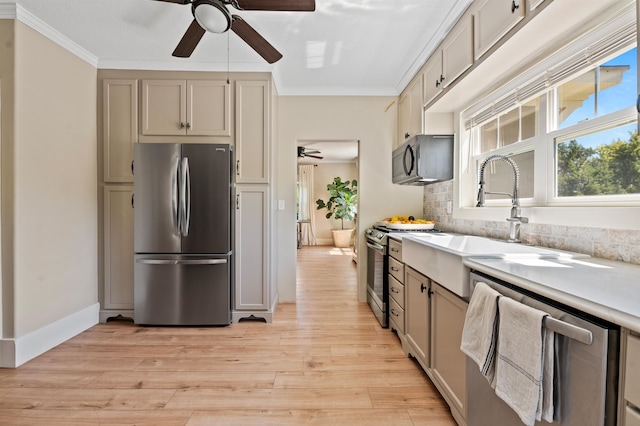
[625, 334, 640, 407]
[626, 405, 640, 426]
[389, 296, 405, 334]
[388, 239, 402, 261]
[389, 256, 404, 283]
[389, 274, 405, 309]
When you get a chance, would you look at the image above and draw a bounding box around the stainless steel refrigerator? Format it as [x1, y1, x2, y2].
[133, 143, 233, 326]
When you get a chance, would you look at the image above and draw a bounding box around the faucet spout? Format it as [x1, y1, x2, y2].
[476, 154, 528, 242]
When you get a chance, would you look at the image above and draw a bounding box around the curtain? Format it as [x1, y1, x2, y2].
[297, 164, 317, 246]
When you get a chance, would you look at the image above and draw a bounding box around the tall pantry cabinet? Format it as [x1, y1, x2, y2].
[98, 72, 276, 323]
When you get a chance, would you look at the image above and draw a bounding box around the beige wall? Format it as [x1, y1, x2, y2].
[11, 22, 98, 337]
[276, 96, 424, 302]
[0, 20, 15, 338]
[312, 162, 358, 244]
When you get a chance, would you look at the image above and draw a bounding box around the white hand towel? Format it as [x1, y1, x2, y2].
[494, 296, 554, 426]
[460, 281, 501, 385]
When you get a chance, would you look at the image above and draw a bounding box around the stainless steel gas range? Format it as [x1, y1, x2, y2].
[364, 224, 438, 327]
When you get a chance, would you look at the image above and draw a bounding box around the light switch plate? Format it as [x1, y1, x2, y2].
[278, 200, 285, 211]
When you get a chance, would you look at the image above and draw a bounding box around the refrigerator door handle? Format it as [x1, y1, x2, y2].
[136, 258, 228, 265]
[181, 156, 191, 236]
[173, 157, 181, 236]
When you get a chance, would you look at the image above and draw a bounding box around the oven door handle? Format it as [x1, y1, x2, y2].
[366, 241, 386, 254]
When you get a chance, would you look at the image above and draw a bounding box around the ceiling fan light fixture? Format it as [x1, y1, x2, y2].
[193, 0, 231, 34]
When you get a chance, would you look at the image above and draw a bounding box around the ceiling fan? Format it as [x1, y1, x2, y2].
[298, 146, 323, 159]
[151, 0, 315, 63]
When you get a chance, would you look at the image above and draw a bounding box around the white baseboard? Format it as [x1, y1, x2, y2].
[0, 303, 99, 368]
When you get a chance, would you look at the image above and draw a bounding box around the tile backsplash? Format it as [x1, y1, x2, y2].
[423, 181, 640, 265]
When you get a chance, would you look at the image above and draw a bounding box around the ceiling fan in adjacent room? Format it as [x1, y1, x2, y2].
[297, 146, 323, 160]
[151, 0, 316, 63]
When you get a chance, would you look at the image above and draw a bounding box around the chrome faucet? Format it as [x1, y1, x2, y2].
[476, 154, 528, 243]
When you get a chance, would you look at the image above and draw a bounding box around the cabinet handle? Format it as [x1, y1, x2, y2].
[390, 308, 399, 318]
[511, 0, 520, 13]
[391, 266, 399, 272]
[131, 193, 134, 208]
[435, 79, 440, 87]
[390, 247, 399, 252]
[186, 122, 192, 130]
[428, 288, 434, 298]
[420, 283, 427, 293]
[179, 122, 185, 129]
[236, 194, 240, 210]
[236, 160, 240, 176]
[440, 74, 445, 83]
[391, 287, 399, 294]
[404, 132, 410, 140]
[131, 160, 134, 175]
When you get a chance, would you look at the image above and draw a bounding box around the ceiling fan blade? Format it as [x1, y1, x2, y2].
[234, 0, 315, 11]
[305, 150, 321, 154]
[151, 0, 191, 4]
[231, 15, 282, 64]
[306, 154, 324, 159]
[172, 19, 206, 57]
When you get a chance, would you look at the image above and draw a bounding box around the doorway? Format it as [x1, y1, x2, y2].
[296, 139, 360, 276]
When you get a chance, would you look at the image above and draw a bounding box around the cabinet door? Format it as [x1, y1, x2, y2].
[409, 78, 423, 138]
[430, 282, 468, 421]
[235, 185, 270, 310]
[397, 92, 411, 146]
[423, 49, 443, 107]
[405, 266, 430, 367]
[474, 0, 525, 60]
[236, 80, 269, 184]
[141, 80, 186, 136]
[103, 79, 137, 182]
[625, 334, 640, 407]
[442, 15, 474, 89]
[187, 80, 231, 136]
[104, 185, 134, 309]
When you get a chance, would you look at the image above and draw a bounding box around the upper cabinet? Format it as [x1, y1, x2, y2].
[474, 0, 525, 60]
[397, 78, 423, 146]
[141, 79, 230, 137]
[424, 15, 474, 107]
[235, 80, 270, 183]
[103, 79, 137, 182]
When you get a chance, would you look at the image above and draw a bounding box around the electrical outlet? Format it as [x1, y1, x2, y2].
[446, 200, 453, 214]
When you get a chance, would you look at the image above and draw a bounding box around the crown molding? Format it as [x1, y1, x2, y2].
[1, 3, 98, 67]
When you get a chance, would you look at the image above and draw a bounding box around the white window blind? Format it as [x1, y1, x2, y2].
[463, 13, 636, 130]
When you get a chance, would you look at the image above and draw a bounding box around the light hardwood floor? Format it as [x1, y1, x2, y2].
[0, 245, 456, 425]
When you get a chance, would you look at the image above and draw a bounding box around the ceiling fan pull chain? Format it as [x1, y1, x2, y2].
[227, 30, 230, 85]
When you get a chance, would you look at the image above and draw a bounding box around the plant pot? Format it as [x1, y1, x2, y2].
[332, 229, 354, 248]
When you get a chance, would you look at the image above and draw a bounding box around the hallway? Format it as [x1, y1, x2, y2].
[0, 246, 455, 425]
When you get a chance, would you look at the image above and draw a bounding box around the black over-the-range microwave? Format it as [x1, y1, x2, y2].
[392, 134, 454, 185]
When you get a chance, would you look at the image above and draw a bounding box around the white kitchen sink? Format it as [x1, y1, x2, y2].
[402, 233, 587, 298]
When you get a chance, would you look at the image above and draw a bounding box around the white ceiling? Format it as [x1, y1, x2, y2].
[4, 0, 471, 96]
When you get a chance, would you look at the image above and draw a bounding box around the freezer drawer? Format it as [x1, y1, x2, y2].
[134, 254, 231, 325]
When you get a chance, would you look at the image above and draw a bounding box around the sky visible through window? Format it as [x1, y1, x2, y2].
[558, 47, 637, 149]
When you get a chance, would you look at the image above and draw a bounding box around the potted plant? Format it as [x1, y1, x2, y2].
[316, 177, 358, 247]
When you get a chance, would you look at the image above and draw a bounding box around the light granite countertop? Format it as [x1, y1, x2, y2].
[463, 256, 640, 333]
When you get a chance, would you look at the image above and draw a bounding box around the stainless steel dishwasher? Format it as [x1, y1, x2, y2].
[467, 271, 619, 426]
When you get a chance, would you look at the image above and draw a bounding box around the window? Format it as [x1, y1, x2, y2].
[467, 44, 637, 207]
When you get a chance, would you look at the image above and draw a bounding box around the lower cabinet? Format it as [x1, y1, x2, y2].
[405, 266, 431, 368]
[402, 266, 468, 425]
[622, 331, 640, 426]
[233, 185, 275, 322]
[430, 281, 468, 423]
[102, 185, 135, 318]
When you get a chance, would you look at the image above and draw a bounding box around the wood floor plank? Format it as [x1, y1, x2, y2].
[186, 408, 415, 425]
[88, 371, 276, 389]
[0, 244, 456, 425]
[165, 387, 373, 410]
